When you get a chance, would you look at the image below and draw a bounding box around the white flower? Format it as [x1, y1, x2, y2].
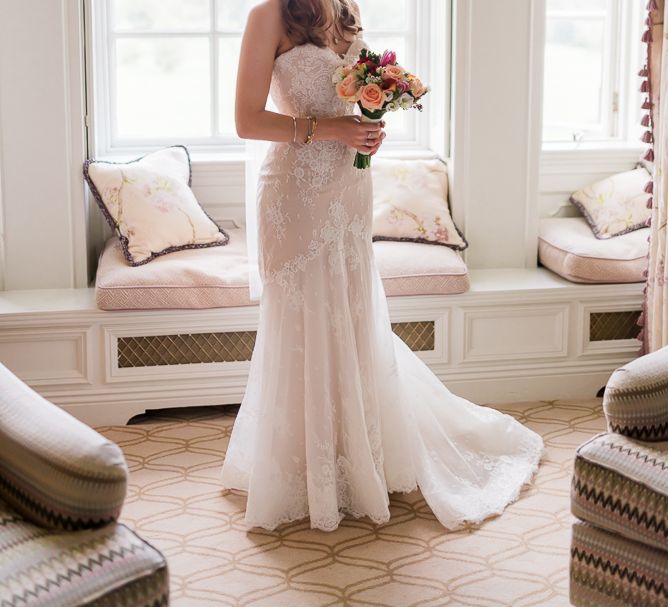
[398, 92, 414, 109]
[332, 66, 346, 83]
[386, 101, 399, 112]
[383, 89, 395, 102]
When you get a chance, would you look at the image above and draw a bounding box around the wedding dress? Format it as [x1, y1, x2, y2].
[220, 36, 545, 532]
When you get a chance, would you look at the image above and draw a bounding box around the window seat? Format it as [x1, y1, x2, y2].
[0, 268, 644, 426]
[538, 217, 649, 284]
[95, 227, 470, 310]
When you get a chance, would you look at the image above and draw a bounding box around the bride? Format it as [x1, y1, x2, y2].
[221, 0, 545, 532]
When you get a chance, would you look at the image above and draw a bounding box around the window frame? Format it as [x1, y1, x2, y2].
[541, 0, 645, 149]
[85, 0, 450, 161]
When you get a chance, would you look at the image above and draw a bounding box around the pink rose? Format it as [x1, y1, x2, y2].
[359, 83, 385, 111]
[336, 74, 360, 102]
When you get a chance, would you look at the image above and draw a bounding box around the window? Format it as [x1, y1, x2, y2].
[542, 0, 645, 146]
[87, 0, 447, 158]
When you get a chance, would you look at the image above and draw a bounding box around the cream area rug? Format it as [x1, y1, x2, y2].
[96, 398, 605, 607]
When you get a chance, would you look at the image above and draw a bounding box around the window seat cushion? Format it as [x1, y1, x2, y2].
[96, 227, 470, 310]
[538, 217, 649, 284]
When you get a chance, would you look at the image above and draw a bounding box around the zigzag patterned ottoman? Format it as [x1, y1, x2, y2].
[0, 362, 169, 606]
[603, 345, 668, 442]
[570, 431, 668, 606]
[570, 520, 668, 607]
[0, 499, 168, 607]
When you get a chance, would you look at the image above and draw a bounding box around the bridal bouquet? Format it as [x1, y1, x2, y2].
[333, 48, 429, 169]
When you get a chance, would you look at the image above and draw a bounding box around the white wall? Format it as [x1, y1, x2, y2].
[449, 0, 545, 270]
[0, 0, 88, 290]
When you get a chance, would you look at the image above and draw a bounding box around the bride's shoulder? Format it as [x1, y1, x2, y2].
[248, 0, 282, 20]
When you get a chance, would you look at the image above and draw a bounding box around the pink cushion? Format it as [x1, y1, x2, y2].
[538, 217, 649, 283]
[96, 228, 253, 310]
[96, 228, 469, 310]
[373, 239, 469, 296]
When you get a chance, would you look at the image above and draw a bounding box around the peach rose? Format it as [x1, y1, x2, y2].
[359, 83, 385, 110]
[382, 65, 405, 81]
[410, 78, 427, 97]
[336, 74, 360, 102]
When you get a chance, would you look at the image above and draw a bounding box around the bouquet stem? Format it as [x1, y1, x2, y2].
[354, 107, 385, 170]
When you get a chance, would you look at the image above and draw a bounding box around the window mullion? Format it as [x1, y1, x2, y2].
[210, 0, 218, 139]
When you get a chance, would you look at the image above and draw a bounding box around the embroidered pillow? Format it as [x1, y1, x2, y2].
[83, 145, 229, 266]
[569, 167, 652, 239]
[371, 158, 468, 250]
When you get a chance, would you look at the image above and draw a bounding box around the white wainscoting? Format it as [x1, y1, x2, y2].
[0, 269, 643, 427]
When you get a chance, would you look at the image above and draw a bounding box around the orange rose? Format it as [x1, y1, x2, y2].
[382, 65, 405, 80]
[336, 74, 360, 102]
[359, 83, 385, 111]
[410, 78, 427, 97]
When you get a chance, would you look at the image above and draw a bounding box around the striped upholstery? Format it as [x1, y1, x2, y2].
[0, 499, 168, 607]
[571, 432, 668, 552]
[570, 520, 668, 607]
[0, 363, 128, 530]
[603, 345, 668, 441]
[570, 347, 668, 607]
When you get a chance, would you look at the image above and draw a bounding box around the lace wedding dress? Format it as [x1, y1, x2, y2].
[221, 36, 545, 532]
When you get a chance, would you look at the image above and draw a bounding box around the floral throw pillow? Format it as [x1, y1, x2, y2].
[371, 158, 468, 250]
[83, 145, 229, 266]
[569, 167, 652, 239]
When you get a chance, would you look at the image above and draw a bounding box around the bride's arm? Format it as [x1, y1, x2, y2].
[235, 0, 384, 153]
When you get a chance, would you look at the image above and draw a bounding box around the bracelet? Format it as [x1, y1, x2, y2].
[291, 116, 297, 143]
[311, 115, 318, 142]
[304, 115, 314, 145]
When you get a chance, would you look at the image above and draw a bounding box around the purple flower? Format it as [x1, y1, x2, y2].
[396, 80, 410, 94]
[380, 50, 396, 67]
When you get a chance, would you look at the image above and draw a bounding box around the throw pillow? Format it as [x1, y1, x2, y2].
[569, 167, 652, 239]
[371, 158, 468, 250]
[83, 145, 229, 265]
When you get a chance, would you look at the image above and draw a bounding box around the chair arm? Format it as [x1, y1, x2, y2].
[603, 345, 668, 441]
[0, 362, 128, 530]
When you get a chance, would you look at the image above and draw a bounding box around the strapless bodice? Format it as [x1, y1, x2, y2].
[269, 37, 367, 118]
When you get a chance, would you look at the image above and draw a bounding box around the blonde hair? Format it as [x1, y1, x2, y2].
[280, 0, 362, 47]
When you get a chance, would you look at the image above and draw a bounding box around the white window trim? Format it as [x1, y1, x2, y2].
[542, 0, 645, 148]
[85, 0, 451, 164]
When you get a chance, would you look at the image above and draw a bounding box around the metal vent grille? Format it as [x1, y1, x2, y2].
[118, 331, 257, 367]
[117, 321, 436, 368]
[391, 321, 435, 351]
[589, 311, 642, 342]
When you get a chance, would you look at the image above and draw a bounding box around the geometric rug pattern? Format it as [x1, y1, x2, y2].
[96, 398, 606, 606]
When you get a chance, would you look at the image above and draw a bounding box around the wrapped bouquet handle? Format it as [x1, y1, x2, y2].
[334, 48, 429, 169]
[355, 110, 384, 170]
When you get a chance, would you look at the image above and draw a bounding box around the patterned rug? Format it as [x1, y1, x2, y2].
[96, 398, 605, 607]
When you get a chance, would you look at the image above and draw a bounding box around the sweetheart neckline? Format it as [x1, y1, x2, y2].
[275, 38, 361, 64]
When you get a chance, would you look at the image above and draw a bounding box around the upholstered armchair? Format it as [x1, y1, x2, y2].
[569, 346, 668, 607]
[0, 362, 169, 607]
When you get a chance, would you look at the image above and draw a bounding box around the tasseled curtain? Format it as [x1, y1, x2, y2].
[639, 0, 666, 354]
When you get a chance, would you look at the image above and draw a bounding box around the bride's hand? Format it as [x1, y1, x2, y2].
[333, 115, 386, 155]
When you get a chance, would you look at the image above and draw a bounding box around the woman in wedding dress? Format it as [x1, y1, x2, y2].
[221, 0, 545, 532]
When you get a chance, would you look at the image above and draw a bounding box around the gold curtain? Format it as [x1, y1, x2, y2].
[641, 0, 667, 353]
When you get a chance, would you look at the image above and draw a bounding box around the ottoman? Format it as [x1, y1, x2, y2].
[0, 362, 169, 606]
[569, 347, 668, 607]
